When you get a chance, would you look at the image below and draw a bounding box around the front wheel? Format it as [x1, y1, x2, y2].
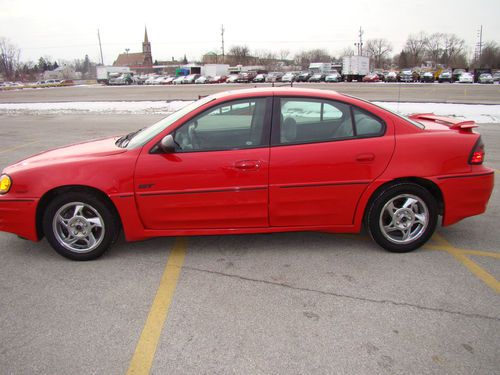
[367, 183, 438, 253]
[43, 192, 119, 260]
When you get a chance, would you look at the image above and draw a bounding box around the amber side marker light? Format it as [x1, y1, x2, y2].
[469, 138, 485, 165]
[0, 174, 11, 194]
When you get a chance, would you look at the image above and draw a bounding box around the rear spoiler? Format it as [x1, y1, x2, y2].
[408, 113, 478, 131]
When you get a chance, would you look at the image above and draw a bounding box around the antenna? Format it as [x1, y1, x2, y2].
[474, 25, 483, 66]
[221, 24, 225, 64]
[354, 27, 364, 56]
[97, 29, 104, 65]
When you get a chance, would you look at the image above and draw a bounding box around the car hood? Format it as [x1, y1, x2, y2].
[6, 136, 127, 171]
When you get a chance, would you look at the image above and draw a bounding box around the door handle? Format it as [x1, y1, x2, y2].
[356, 153, 375, 162]
[234, 160, 261, 170]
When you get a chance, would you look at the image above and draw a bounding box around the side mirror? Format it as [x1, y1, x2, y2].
[159, 134, 176, 153]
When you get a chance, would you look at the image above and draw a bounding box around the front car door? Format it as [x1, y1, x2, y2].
[135, 96, 272, 230]
[269, 96, 395, 227]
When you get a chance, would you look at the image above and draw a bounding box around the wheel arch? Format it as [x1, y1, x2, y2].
[363, 177, 444, 225]
[36, 185, 122, 239]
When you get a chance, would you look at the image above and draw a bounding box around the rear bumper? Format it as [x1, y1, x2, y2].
[0, 198, 39, 241]
[438, 171, 495, 226]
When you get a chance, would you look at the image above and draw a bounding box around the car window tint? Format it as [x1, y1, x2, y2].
[353, 107, 384, 136]
[279, 99, 353, 144]
[174, 98, 267, 152]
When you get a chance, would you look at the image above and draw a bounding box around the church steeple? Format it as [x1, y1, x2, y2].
[142, 26, 152, 66]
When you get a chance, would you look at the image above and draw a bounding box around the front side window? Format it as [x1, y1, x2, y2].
[173, 98, 268, 152]
[279, 98, 353, 144]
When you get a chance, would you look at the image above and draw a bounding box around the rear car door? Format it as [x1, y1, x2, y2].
[269, 96, 395, 226]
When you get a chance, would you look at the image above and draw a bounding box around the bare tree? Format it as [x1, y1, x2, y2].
[340, 47, 355, 57]
[479, 41, 500, 68]
[228, 45, 251, 65]
[403, 32, 427, 67]
[0, 37, 20, 80]
[441, 34, 466, 66]
[424, 33, 444, 65]
[279, 49, 290, 61]
[365, 38, 393, 68]
[293, 49, 332, 70]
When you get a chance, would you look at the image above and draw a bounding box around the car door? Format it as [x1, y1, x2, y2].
[269, 97, 395, 227]
[134, 97, 272, 230]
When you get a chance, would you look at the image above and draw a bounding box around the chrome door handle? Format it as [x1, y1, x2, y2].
[234, 160, 261, 170]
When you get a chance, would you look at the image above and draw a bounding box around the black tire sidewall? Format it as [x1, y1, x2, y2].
[42, 192, 117, 261]
[367, 183, 438, 253]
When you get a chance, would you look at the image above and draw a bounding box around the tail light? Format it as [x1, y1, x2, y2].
[469, 137, 485, 165]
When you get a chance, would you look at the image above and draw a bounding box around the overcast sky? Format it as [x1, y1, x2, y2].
[1, 0, 499, 65]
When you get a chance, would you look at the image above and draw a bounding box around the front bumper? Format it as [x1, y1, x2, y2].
[0, 198, 39, 240]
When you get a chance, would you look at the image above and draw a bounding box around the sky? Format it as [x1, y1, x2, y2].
[1, 0, 499, 65]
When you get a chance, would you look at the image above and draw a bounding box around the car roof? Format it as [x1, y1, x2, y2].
[210, 87, 341, 100]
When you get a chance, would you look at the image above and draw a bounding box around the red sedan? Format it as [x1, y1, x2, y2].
[0, 88, 494, 260]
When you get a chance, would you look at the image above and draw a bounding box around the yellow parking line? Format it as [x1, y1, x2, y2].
[428, 234, 499, 294]
[446, 247, 500, 294]
[0, 140, 40, 155]
[127, 237, 187, 375]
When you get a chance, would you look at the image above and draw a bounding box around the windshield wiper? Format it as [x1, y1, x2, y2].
[115, 128, 145, 148]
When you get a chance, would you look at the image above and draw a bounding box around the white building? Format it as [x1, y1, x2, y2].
[43, 66, 82, 80]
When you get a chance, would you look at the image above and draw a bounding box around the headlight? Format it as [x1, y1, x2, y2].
[0, 174, 12, 194]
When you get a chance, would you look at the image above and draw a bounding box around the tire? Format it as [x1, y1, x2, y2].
[366, 183, 438, 253]
[43, 192, 119, 261]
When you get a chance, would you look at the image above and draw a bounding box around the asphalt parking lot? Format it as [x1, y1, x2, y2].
[0, 87, 499, 374]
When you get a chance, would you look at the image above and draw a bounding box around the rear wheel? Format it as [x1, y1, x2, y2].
[43, 192, 118, 260]
[367, 183, 438, 253]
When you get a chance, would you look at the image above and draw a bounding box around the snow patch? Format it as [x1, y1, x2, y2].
[374, 102, 500, 124]
[0, 100, 499, 123]
[0, 101, 190, 115]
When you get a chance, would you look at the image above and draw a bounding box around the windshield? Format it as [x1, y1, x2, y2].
[123, 96, 214, 149]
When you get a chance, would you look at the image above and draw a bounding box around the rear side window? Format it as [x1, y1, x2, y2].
[352, 107, 384, 136]
[278, 98, 353, 144]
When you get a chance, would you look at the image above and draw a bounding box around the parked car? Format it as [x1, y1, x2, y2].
[195, 76, 210, 84]
[59, 80, 74, 86]
[478, 73, 494, 84]
[438, 70, 452, 83]
[385, 72, 398, 82]
[0, 88, 493, 260]
[144, 76, 159, 85]
[44, 79, 61, 85]
[226, 74, 240, 83]
[296, 72, 312, 82]
[182, 74, 200, 84]
[362, 73, 380, 82]
[252, 74, 267, 83]
[458, 72, 474, 83]
[237, 72, 256, 83]
[493, 72, 500, 83]
[399, 70, 414, 83]
[164, 76, 176, 85]
[281, 73, 297, 82]
[452, 69, 466, 83]
[208, 75, 227, 84]
[420, 72, 435, 83]
[265, 72, 283, 83]
[108, 74, 135, 85]
[325, 72, 342, 82]
[308, 73, 326, 82]
[172, 76, 185, 85]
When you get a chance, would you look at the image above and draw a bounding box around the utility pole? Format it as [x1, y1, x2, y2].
[97, 29, 104, 65]
[474, 25, 483, 66]
[354, 27, 364, 56]
[221, 24, 225, 64]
